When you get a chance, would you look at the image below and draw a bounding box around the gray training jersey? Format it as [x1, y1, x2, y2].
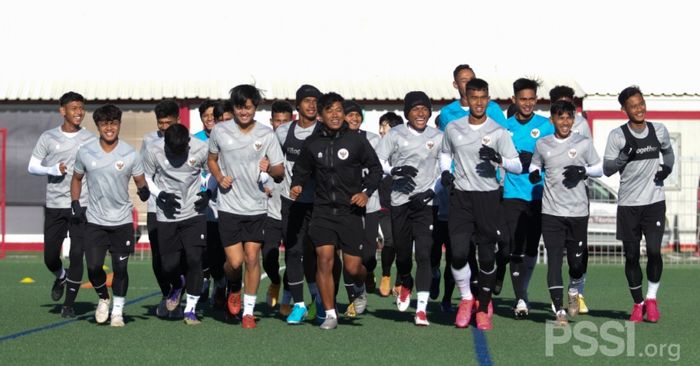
[265, 179, 283, 221]
[573, 115, 592, 139]
[142, 137, 209, 222]
[74, 140, 144, 226]
[376, 124, 442, 206]
[363, 131, 382, 213]
[31, 127, 97, 208]
[603, 122, 672, 206]
[140, 131, 163, 213]
[532, 134, 600, 217]
[275, 121, 318, 203]
[209, 121, 285, 216]
[442, 117, 518, 192]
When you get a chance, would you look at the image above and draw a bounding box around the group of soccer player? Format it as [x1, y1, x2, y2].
[30, 63, 674, 330]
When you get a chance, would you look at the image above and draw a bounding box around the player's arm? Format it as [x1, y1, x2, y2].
[358, 138, 383, 198]
[528, 144, 544, 183]
[582, 141, 603, 178]
[495, 133, 522, 174]
[289, 140, 314, 200]
[265, 135, 285, 181]
[70, 172, 83, 202]
[655, 124, 675, 183]
[603, 130, 633, 177]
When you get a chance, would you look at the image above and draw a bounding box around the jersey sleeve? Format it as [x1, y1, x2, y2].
[656, 123, 673, 152]
[208, 127, 220, 154]
[131, 151, 145, 177]
[265, 133, 285, 166]
[31, 132, 49, 160]
[73, 147, 85, 174]
[496, 129, 518, 159]
[440, 128, 453, 155]
[375, 130, 394, 161]
[275, 123, 290, 146]
[531, 140, 544, 169]
[603, 128, 624, 160]
[583, 139, 601, 166]
[142, 145, 157, 177]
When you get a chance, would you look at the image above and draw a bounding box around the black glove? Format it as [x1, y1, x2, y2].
[563, 165, 587, 188]
[654, 164, 672, 184]
[479, 144, 502, 164]
[440, 170, 455, 187]
[619, 138, 637, 163]
[390, 165, 419, 178]
[157, 191, 181, 217]
[194, 190, 212, 211]
[137, 185, 150, 202]
[71, 200, 87, 224]
[528, 169, 542, 184]
[392, 176, 417, 195]
[408, 189, 435, 210]
[519, 151, 533, 172]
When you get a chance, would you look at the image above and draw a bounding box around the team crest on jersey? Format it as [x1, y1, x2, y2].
[531, 129, 541, 138]
[253, 140, 263, 151]
[481, 135, 492, 146]
[187, 158, 197, 167]
[568, 149, 578, 159]
[426, 140, 435, 150]
[115, 160, 125, 171]
[337, 148, 349, 160]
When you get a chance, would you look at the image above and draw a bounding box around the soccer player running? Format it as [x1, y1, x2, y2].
[377, 91, 442, 326]
[193, 100, 227, 308]
[274, 85, 323, 324]
[529, 100, 602, 325]
[207, 85, 285, 329]
[290, 92, 382, 330]
[28, 91, 96, 317]
[603, 86, 674, 323]
[143, 124, 211, 324]
[499, 78, 554, 318]
[440, 78, 521, 330]
[71, 104, 149, 327]
[141, 100, 181, 318]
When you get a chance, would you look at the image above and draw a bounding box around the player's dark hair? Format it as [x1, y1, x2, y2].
[93, 104, 122, 123]
[164, 123, 190, 155]
[453, 64, 474, 80]
[271, 100, 294, 115]
[379, 112, 403, 128]
[229, 84, 263, 108]
[466, 78, 489, 93]
[513, 78, 540, 95]
[155, 100, 180, 119]
[213, 100, 233, 120]
[506, 103, 518, 118]
[618, 85, 643, 107]
[318, 92, 345, 112]
[549, 85, 575, 101]
[198, 99, 217, 116]
[550, 100, 576, 117]
[59, 91, 85, 106]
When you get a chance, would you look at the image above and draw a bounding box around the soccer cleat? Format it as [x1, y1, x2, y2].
[396, 286, 412, 312]
[354, 290, 368, 314]
[227, 291, 242, 316]
[440, 300, 454, 313]
[365, 276, 376, 294]
[279, 304, 293, 317]
[567, 289, 580, 318]
[51, 275, 67, 301]
[578, 294, 589, 314]
[213, 286, 226, 309]
[95, 298, 111, 324]
[266, 283, 280, 308]
[60, 305, 76, 318]
[110, 313, 125, 327]
[184, 311, 201, 325]
[344, 302, 357, 317]
[555, 310, 568, 326]
[455, 299, 474, 328]
[166, 286, 183, 312]
[392, 285, 401, 297]
[286, 304, 307, 324]
[319, 316, 338, 330]
[415, 311, 429, 326]
[514, 299, 529, 319]
[169, 305, 184, 319]
[379, 276, 392, 297]
[645, 299, 659, 323]
[430, 267, 441, 300]
[241, 314, 256, 329]
[475, 299, 494, 319]
[629, 303, 645, 323]
[156, 297, 168, 318]
[476, 311, 492, 330]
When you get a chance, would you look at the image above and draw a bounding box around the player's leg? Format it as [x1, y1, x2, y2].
[44, 208, 70, 301]
[362, 211, 380, 292]
[62, 212, 87, 317]
[472, 190, 501, 330]
[391, 204, 414, 311]
[542, 214, 566, 322]
[441, 222, 456, 312]
[448, 190, 476, 328]
[283, 199, 310, 320]
[430, 208, 444, 301]
[148, 213, 170, 297]
[316, 244, 338, 329]
[262, 217, 282, 307]
[207, 221, 227, 309]
[564, 217, 586, 319]
[522, 200, 543, 301]
[503, 200, 529, 309]
[378, 209, 397, 296]
[107, 223, 135, 327]
[218, 212, 244, 317]
[181, 217, 206, 324]
[640, 201, 666, 322]
[242, 241, 262, 328]
[411, 205, 434, 325]
[618, 205, 645, 321]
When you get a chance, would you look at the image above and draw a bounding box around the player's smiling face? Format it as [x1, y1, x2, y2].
[467, 88, 489, 119]
[298, 97, 318, 121]
[408, 105, 430, 131]
[552, 112, 574, 139]
[320, 101, 345, 131]
[346, 111, 363, 131]
[622, 93, 646, 124]
[60, 101, 85, 128]
[200, 106, 216, 132]
[233, 99, 257, 127]
[513, 89, 537, 119]
[454, 68, 475, 99]
[96, 119, 121, 143]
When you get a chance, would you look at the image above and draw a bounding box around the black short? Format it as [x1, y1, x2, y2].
[45, 207, 85, 243]
[85, 223, 135, 254]
[264, 217, 283, 249]
[157, 215, 207, 255]
[218, 211, 266, 246]
[541, 214, 588, 249]
[308, 210, 364, 257]
[616, 201, 666, 242]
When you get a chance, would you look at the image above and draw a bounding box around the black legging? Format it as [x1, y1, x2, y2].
[148, 213, 171, 297]
[161, 246, 203, 296]
[362, 211, 380, 273]
[379, 210, 396, 278]
[86, 246, 130, 297]
[431, 218, 455, 302]
[262, 218, 282, 284]
[542, 215, 586, 310]
[392, 204, 434, 292]
[281, 198, 313, 303]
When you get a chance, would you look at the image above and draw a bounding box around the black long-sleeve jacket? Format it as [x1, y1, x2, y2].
[291, 123, 382, 214]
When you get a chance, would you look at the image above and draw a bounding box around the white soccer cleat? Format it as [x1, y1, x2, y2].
[95, 298, 111, 324]
[110, 313, 125, 327]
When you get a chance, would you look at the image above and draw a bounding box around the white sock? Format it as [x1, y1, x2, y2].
[294, 301, 306, 308]
[243, 294, 256, 316]
[647, 281, 660, 299]
[112, 296, 125, 315]
[451, 265, 473, 300]
[185, 294, 199, 313]
[54, 268, 66, 279]
[416, 291, 429, 313]
[308, 282, 320, 300]
[326, 309, 337, 319]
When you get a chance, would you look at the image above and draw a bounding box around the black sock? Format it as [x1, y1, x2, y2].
[63, 280, 81, 307]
